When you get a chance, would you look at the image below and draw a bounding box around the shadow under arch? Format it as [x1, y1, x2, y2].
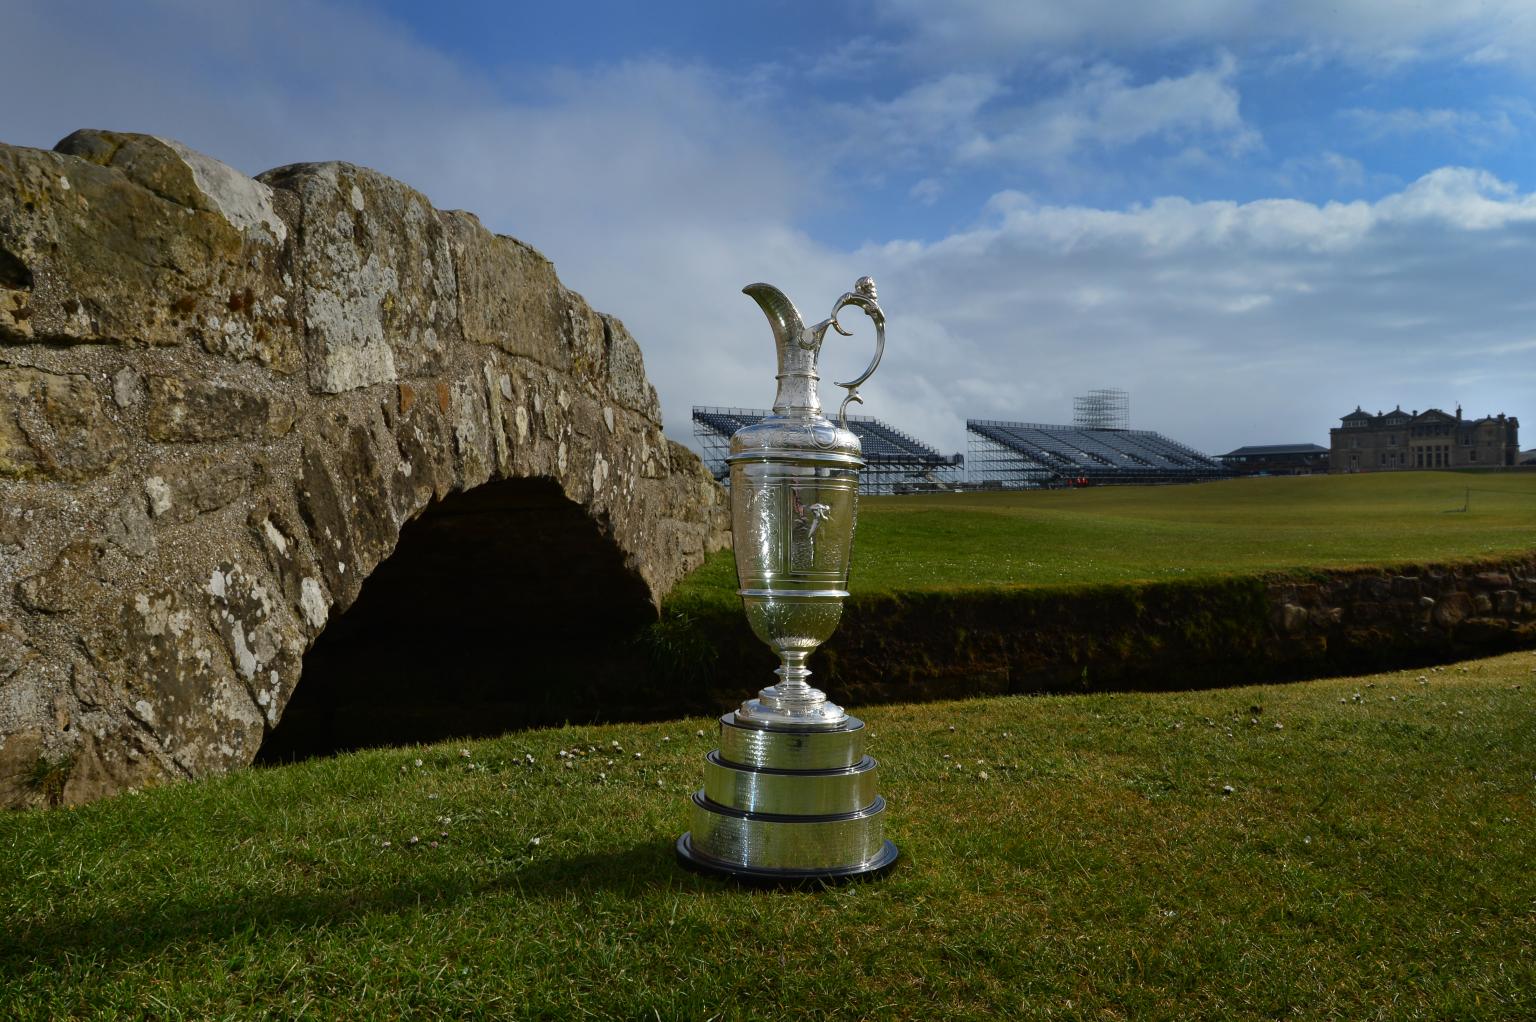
[256, 476, 659, 763]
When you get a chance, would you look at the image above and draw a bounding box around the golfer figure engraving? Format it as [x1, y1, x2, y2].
[677, 277, 899, 882]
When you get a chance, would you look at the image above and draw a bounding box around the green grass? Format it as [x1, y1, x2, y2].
[671, 471, 1536, 617]
[4, 651, 1533, 1020]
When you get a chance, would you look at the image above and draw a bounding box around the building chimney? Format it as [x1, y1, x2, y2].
[1456, 404, 1462, 420]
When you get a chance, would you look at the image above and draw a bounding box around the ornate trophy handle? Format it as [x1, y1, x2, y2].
[828, 276, 885, 427]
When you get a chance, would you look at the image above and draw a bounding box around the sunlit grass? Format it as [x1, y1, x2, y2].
[3, 651, 1533, 1019]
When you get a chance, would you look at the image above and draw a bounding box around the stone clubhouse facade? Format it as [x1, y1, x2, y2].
[1330, 405, 1520, 473]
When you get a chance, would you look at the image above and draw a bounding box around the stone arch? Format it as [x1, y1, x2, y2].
[0, 130, 727, 806]
[256, 475, 659, 761]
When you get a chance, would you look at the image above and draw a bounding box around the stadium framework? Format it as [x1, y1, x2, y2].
[692, 407, 965, 495]
[967, 419, 1230, 487]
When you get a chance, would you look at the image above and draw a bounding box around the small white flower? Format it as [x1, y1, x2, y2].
[633, 752, 643, 759]
[661, 736, 671, 743]
[380, 840, 392, 848]
[978, 771, 989, 781]
[948, 725, 956, 732]
[459, 748, 471, 758]
[408, 835, 419, 845]
[528, 836, 541, 847]
[695, 729, 706, 738]
[414, 758, 423, 768]
[1222, 784, 1234, 795]
[1273, 722, 1283, 730]
[598, 772, 607, 780]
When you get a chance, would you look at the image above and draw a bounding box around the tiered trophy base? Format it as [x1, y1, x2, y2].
[677, 712, 899, 883]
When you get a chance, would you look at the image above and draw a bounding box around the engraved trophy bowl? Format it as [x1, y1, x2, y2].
[677, 277, 899, 882]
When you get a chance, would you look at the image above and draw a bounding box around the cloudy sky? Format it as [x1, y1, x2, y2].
[6, 1, 1536, 456]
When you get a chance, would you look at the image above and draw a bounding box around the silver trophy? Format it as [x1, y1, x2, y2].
[676, 276, 899, 881]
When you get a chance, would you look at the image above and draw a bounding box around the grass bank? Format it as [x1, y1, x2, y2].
[647, 472, 1536, 709]
[3, 651, 1533, 1019]
[673, 471, 1536, 617]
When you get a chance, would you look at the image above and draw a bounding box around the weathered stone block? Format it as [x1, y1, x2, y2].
[144, 453, 252, 523]
[1434, 593, 1472, 627]
[1, 133, 299, 366]
[145, 376, 295, 442]
[0, 367, 125, 481]
[443, 210, 572, 371]
[259, 162, 460, 393]
[14, 541, 106, 614]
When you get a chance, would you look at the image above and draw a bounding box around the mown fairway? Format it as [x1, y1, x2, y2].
[673, 471, 1536, 613]
[3, 652, 1533, 1020]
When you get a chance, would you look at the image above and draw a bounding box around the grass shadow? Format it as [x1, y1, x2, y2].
[0, 839, 704, 976]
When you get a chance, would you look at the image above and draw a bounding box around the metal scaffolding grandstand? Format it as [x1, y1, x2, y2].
[692, 407, 965, 495]
[967, 420, 1230, 487]
[1073, 388, 1130, 431]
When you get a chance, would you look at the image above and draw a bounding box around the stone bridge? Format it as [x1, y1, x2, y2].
[0, 131, 729, 807]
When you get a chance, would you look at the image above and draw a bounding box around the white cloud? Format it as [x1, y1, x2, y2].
[847, 167, 1536, 452]
[967, 54, 1259, 167]
[1341, 102, 1532, 148]
[876, 0, 1536, 69]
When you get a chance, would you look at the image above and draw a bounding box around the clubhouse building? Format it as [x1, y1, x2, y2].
[1330, 405, 1520, 473]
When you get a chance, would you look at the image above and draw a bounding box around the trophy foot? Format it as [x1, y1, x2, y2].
[677, 713, 897, 882]
[735, 694, 848, 730]
[676, 833, 899, 886]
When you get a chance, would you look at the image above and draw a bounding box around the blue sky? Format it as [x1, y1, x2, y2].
[5, 1, 1536, 456]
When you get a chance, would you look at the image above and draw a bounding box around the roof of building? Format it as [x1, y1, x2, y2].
[1337, 404, 1518, 429]
[1219, 443, 1329, 458]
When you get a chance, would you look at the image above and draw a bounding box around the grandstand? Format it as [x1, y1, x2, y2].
[967, 420, 1230, 487]
[692, 407, 965, 495]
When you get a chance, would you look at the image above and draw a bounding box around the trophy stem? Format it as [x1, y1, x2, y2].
[735, 651, 847, 727]
[775, 650, 813, 693]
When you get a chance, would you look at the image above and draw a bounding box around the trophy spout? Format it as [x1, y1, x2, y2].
[743, 282, 822, 417]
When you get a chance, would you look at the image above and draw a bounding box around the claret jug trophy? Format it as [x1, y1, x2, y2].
[676, 276, 899, 882]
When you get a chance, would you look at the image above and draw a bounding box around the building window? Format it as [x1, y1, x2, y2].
[1470, 449, 1478, 462]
